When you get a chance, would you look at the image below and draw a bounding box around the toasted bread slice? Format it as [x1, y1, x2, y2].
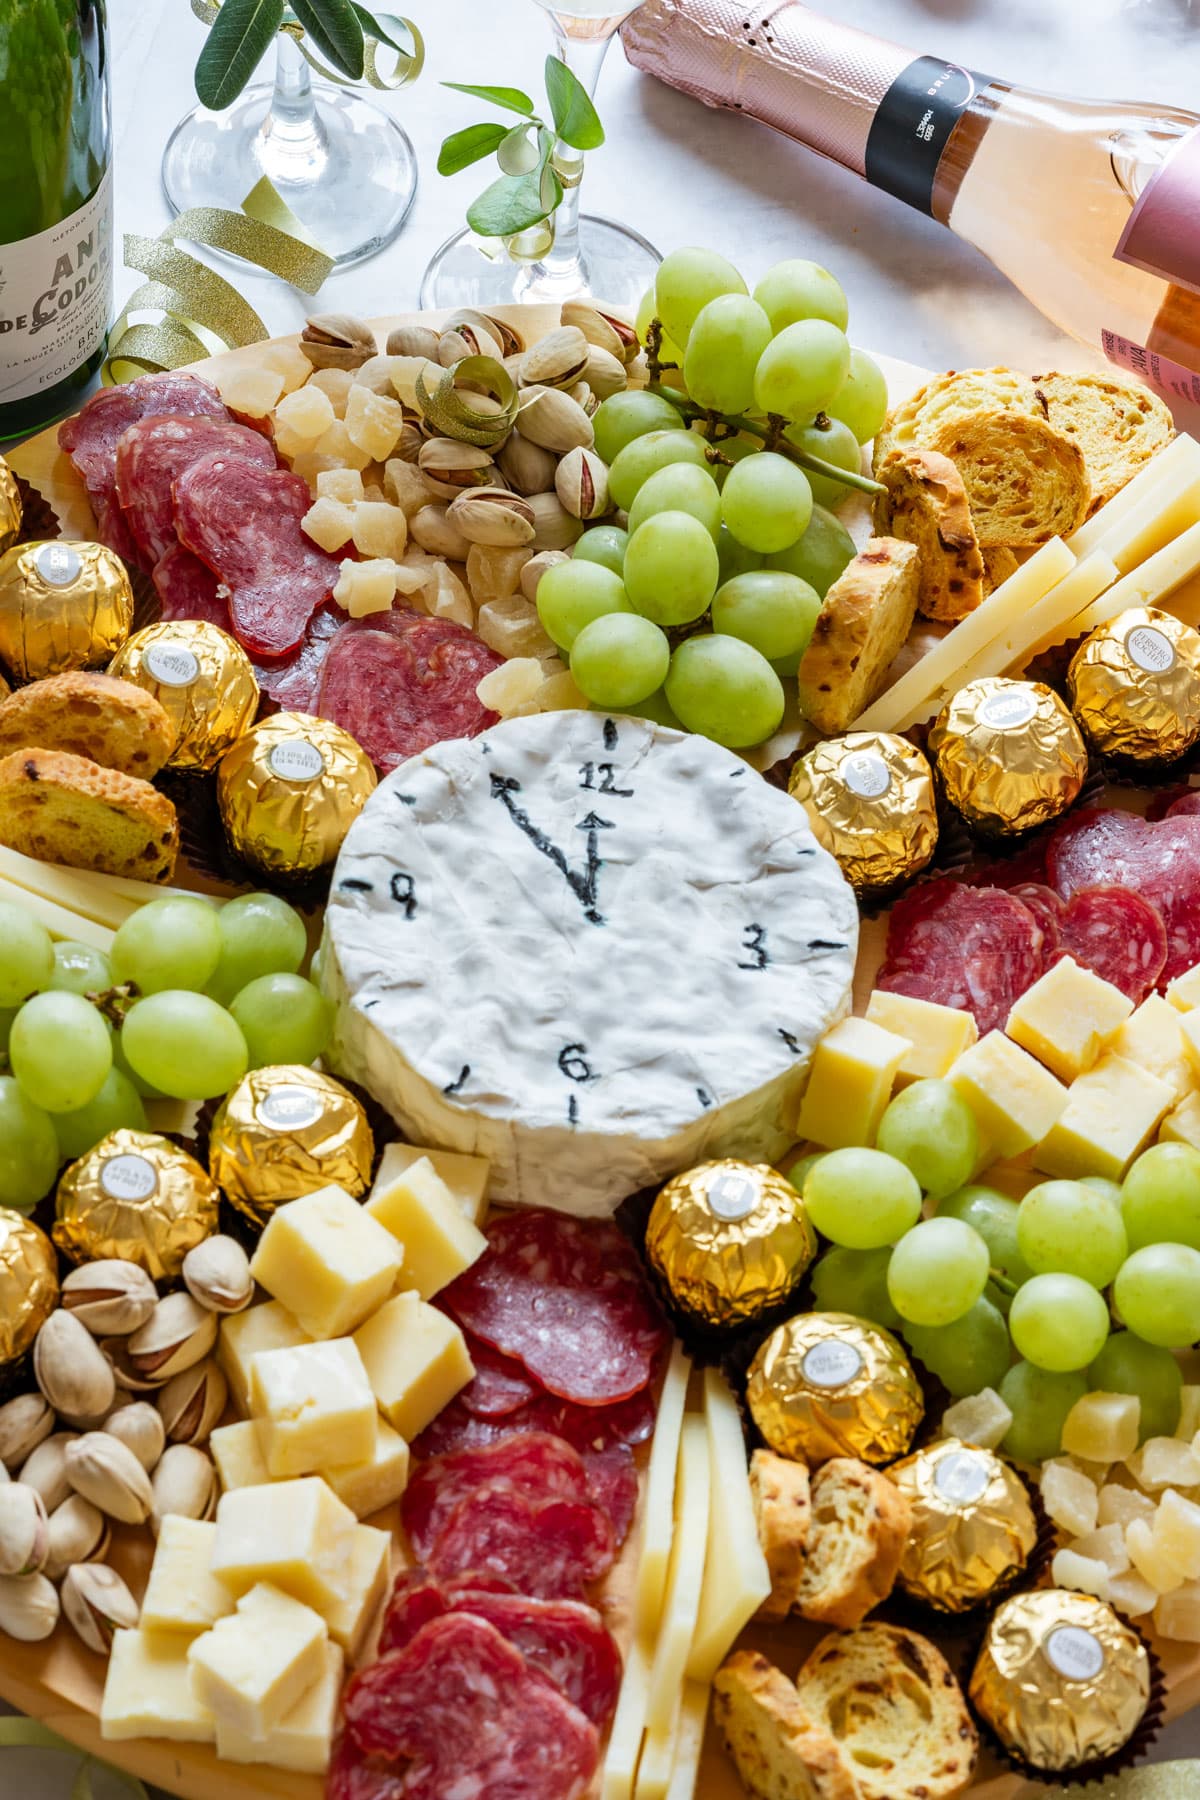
[926, 409, 1090, 547]
[873, 449, 985, 623]
[794, 1458, 911, 1628]
[0, 749, 178, 881]
[1034, 370, 1174, 515]
[750, 1449, 813, 1622]
[795, 1625, 979, 1800]
[981, 546, 1020, 596]
[798, 538, 919, 732]
[0, 673, 174, 777]
[875, 367, 1041, 469]
[713, 1651, 863, 1800]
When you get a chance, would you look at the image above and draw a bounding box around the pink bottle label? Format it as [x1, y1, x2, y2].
[1102, 329, 1200, 406]
[1115, 125, 1200, 295]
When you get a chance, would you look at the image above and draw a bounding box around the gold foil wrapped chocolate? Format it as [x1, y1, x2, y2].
[1068, 606, 1200, 763]
[747, 1310, 923, 1465]
[109, 620, 259, 772]
[54, 1129, 220, 1281]
[929, 676, 1087, 836]
[216, 711, 377, 877]
[646, 1159, 817, 1328]
[888, 1438, 1037, 1612]
[0, 1210, 59, 1364]
[969, 1590, 1150, 1771]
[0, 540, 133, 681]
[0, 458, 21, 555]
[208, 1064, 374, 1224]
[789, 731, 938, 892]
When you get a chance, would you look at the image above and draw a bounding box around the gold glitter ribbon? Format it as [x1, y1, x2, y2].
[1037, 1768, 1200, 1799]
[190, 0, 424, 90]
[0, 1720, 149, 1799]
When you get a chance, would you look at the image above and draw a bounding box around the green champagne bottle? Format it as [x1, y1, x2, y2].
[0, 0, 113, 440]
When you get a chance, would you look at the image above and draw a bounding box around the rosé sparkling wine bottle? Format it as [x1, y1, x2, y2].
[622, 0, 1200, 406]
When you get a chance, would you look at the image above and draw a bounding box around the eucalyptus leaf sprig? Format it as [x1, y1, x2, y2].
[193, 0, 422, 110]
[437, 57, 604, 240]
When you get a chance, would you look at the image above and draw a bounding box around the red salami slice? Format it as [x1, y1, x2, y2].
[876, 878, 1048, 1035]
[1060, 886, 1168, 1002]
[402, 1433, 592, 1564]
[1167, 792, 1200, 820]
[58, 372, 227, 515]
[1011, 883, 1065, 959]
[428, 1488, 616, 1599]
[175, 453, 339, 656]
[327, 1740, 408, 1800]
[440, 1210, 668, 1408]
[459, 1337, 538, 1420]
[1048, 809, 1200, 984]
[581, 1444, 638, 1547]
[152, 545, 231, 631]
[411, 1380, 659, 1462]
[314, 611, 502, 772]
[251, 603, 342, 709]
[340, 1614, 599, 1800]
[1046, 808, 1154, 899]
[115, 416, 276, 568]
[96, 491, 143, 568]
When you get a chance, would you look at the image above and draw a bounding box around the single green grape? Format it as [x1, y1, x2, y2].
[1113, 1242, 1200, 1347]
[1008, 1271, 1111, 1371]
[608, 431, 710, 512]
[768, 504, 855, 598]
[10, 991, 112, 1114]
[827, 348, 890, 444]
[627, 463, 722, 541]
[937, 1185, 1034, 1303]
[1081, 1176, 1124, 1210]
[781, 1147, 825, 1190]
[654, 247, 748, 348]
[905, 1296, 1011, 1398]
[112, 897, 222, 996]
[752, 259, 849, 334]
[1122, 1142, 1200, 1251]
[887, 1217, 991, 1326]
[207, 891, 308, 1006]
[803, 1146, 922, 1249]
[122, 992, 249, 1100]
[230, 973, 332, 1070]
[721, 452, 814, 554]
[810, 1245, 901, 1329]
[682, 294, 773, 415]
[536, 561, 633, 650]
[711, 570, 820, 673]
[664, 634, 785, 747]
[0, 1076, 60, 1210]
[49, 941, 113, 998]
[707, 437, 762, 492]
[716, 525, 762, 586]
[754, 321, 851, 422]
[592, 388, 684, 466]
[570, 613, 671, 710]
[573, 524, 629, 576]
[53, 1069, 148, 1162]
[616, 687, 683, 730]
[0, 901, 53, 1005]
[784, 416, 863, 509]
[875, 1079, 980, 1200]
[111, 1029, 167, 1099]
[999, 1362, 1089, 1464]
[1017, 1179, 1128, 1288]
[624, 513, 719, 627]
[1089, 1330, 1183, 1441]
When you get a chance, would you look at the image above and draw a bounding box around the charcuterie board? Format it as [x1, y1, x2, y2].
[4, 307, 1200, 1800]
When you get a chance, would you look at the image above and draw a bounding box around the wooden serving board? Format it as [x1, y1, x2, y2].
[5, 309, 1200, 1800]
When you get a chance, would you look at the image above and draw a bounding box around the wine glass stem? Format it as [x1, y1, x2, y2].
[537, 28, 614, 286]
[259, 31, 329, 184]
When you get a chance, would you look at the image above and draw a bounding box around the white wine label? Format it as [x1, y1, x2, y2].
[865, 58, 992, 219]
[268, 739, 326, 782]
[1102, 328, 1200, 409]
[256, 1087, 326, 1132]
[1126, 624, 1176, 674]
[0, 169, 113, 406]
[144, 642, 201, 688]
[1115, 125, 1200, 299]
[1044, 1625, 1105, 1682]
[99, 1153, 159, 1202]
[802, 1340, 862, 1388]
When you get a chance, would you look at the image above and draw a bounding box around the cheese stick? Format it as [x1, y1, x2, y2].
[687, 1368, 771, 1682]
[633, 1344, 691, 1637]
[1072, 519, 1200, 636]
[1068, 433, 1200, 561]
[643, 1417, 711, 1736]
[0, 872, 115, 951]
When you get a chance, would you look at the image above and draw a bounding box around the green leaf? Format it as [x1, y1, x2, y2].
[497, 122, 541, 176]
[437, 122, 510, 176]
[442, 81, 535, 116]
[350, 3, 410, 55]
[289, 0, 365, 79]
[544, 56, 604, 150]
[195, 0, 285, 108]
[468, 167, 557, 237]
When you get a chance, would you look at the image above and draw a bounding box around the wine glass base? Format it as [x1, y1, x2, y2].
[419, 215, 661, 312]
[161, 83, 418, 268]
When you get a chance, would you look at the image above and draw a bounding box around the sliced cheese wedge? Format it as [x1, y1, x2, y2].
[644, 1416, 711, 1737]
[633, 1343, 691, 1637]
[687, 1368, 771, 1682]
[1068, 433, 1200, 561]
[666, 1683, 711, 1800]
[601, 1637, 653, 1800]
[854, 537, 1077, 733]
[0, 843, 212, 925]
[0, 872, 115, 952]
[635, 1711, 677, 1800]
[1072, 519, 1200, 637]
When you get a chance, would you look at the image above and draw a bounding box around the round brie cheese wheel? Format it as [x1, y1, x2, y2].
[321, 713, 857, 1217]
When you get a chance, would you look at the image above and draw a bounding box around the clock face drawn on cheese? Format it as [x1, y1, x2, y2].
[320, 713, 857, 1217]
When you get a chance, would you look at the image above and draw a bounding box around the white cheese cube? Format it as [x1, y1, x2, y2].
[1062, 1392, 1142, 1465]
[322, 1418, 410, 1519]
[1051, 1547, 1111, 1600]
[1154, 1579, 1200, 1640]
[316, 466, 365, 505]
[1041, 1460, 1099, 1537]
[250, 1339, 377, 1479]
[1033, 1053, 1173, 1181]
[211, 1478, 357, 1613]
[941, 1388, 1012, 1449]
[1005, 957, 1133, 1083]
[323, 1521, 391, 1660]
[794, 1016, 912, 1149]
[188, 1582, 327, 1741]
[1108, 995, 1193, 1099]
[215, 1640, 343, 1773]
[249, 1185, 403, 1340]
[219, 1301, 313, 1413]
[140, 1517, 235, 1636]
[365, 1157, 487, 1300]
[1152, 1486, 1200, 1580]
[1159, 1092, 1200, 1153]
[371, 1141, 490, 1227]
[210, 1419, 271, 1492]
[949, 1031, 1069, 1159]
[1108, 1568, 1159, 1617]
[353, 1290, 474, 1441]
[101, 1629, 215, 1743]
[1126, 1515, 1185, 1593]
[864, 990, 978, 1084]
[1167, 963, 1200, 1012]
[1097, 1483, 1157, 1530]
[1127, 1436, 1200, 1492]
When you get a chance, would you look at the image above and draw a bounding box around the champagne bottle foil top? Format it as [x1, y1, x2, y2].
[0, 540, 133, 681]
[215, 711, 377, 878]
[53, 1128, 220, 1281]
[929, 676, 1088, 836]
[1068, 606, 1200, 764]
[208, 1064, 375, 1226]
[887, 1438, 1037, 1613]
[0, 459, 21, 556]
[746, 1309, 924, 1465]
[0, 1209, 59, 1365]
[109, 620, 259, 774]
[789, 730, 938, 892]
[645, 1159, 817, 1329]
[969, 1589, 1150, 1772]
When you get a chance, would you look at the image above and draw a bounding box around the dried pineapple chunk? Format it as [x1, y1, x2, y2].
[1097, 1483, 1157, 1530]
[535, 670, 587, 713]
[476, 596, 556, 662]
[1125, 1516, 1184, 1593]
[1154, 1579, 1200, 1640]
[352, 502, 408, 561]
[1041, 1460, 1100, 1537]
[345, 385, 406, 461]
[1069, 1523, 1130, 1577]
[314, 419, 372, 473]
[217, 365, 284, 417]
[1051, 1547, 1111, 1600]
[302, 496, 355, 553]
[384, 459, 439, 519]
[1062, 1392, 1141, 1464]
[1126, 1436, 1200, 1491]
[333, 558, 398, 618]
[1152, 1486, 1200, 1580]
[477, 659, 543, 718]
[942, 1389, 1012, 1449]
[466, 545, 532, 607]
[261, 341, 312, 394]
[316, 468, 365, 506]
[308, 368, 354, 415]
[276, 384, 336, 445]
[1107, 1568, 1158, 1617]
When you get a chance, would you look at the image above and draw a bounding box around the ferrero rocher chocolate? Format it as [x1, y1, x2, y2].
[53, 1129, 220, 1281]
[0, 1209, 59, 1363]
[0, 458, 21, 555]
[789, 731, 938, 892]
[929, 676, 1087, 836]
[216, 711, 377, 877]
[1068, 606, 1200, 764]
[645, 1159, 817, 1328]
[0, 539, 133, 680]
[746, 1310, 924, 1465]
[888, 1438, 1037, 1612]
[109, 620, 259, 772]
[969, 1590, 1150, 1771]
[208, 1064, 374, 1223]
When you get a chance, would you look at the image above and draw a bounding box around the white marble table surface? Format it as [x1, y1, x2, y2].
[10, 0, 1200, 1789]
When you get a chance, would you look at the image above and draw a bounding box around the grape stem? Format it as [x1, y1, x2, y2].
[90, 983, 140, 1027]
[988, 1269, 1019, 1297]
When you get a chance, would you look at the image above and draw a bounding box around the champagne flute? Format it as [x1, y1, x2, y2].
[420, 0, 661, 310]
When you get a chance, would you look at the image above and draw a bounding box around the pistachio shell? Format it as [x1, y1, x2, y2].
[157, 1359, 227, 1447]
[0, 1394, 55, 1471]
[151, 1444, 218, 1532]
[44, 1494, 110, 1582]
[519, 326, 589, 390]
[497, 432, 558, 497]
[301, 312, 377, 370]
[582, 344, 628, 401]
[127, 1291, 218, 1382]
[0, 1482, 48, 1575]
[417, 437, 497, 498]
[102, 1402, 165, 1472]
[34, 1311, 116, 1421]
[182, 1236, 253, 1315]
[438, 322, 504, 367]
[61, 1260, 157, 1337]
[520, 549, 571, 604]
[62, 1561, 139, 1654]
[515, 386, 594, 455]
[447, 489, 537, 549]
[555, 447, 610, 521]
[561, 301, 640, 365]
[387, 324, 441, 359]
[18, 1432, 79, 1512]
[65, 1432, 156, 1525]
[528, 492, 585, 551]
[0, 1571, 58, 1641]
[410, 504, 473, 561]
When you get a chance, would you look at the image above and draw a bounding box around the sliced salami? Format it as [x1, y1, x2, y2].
[439, 1210, 668, 1408]
[115, 416, 276, 568]
[251, 604, 342, 710]
[402, 1432, 592, 1564]
[175, 453, 339, 656]
[1046, 808, 1154, 900]
[1166, 791, 1200, 820]
[876, 878, 1048, 1035]
[1060, 886, 1168, 1002]
[151, 545, 231, 631]
[1048, 809, 1200, 984]
[411, 1381, 659, 1462]
[327, 1740, 408, 1800]
[458, 1337, 538, 1420]
[427, 1488, 616, 1599]
[1010, 883, 1065, 959]
[314, 611, 502, 772]
[96, 490, 143, 568]
[340, 1614, 599, 1800]
[58, 372, 227, 513]
[581, 1444, 638, 1547]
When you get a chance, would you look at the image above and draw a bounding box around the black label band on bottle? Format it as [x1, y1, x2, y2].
[864, 56, 992, 218]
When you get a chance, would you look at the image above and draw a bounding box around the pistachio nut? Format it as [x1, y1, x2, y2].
[496, 431, 558, 498]
[102, 1402, 165, 1473]
[567, 380, 599, 417]
[0, 1393, 55, 1471]
[417, 437, 496, 498]
[519, 326, 589, 391]
[300, 312, 377, 371]
[393, 419, 429, 465]
[18, 1432, 79, 1513]
[62, 1562, 139, 1656]
[582, 344, 629, 401]
[478, 311, 524, 359]
[61, 1260, 157, 1337]
[410, 503, 473, 561]
[156, 1358, 227, 1448]
[65, 1431, 155, 1525]
[44, 1494, 110, 1582]
[182, 1236, 253, 1316]
[126, 1291, 218, 1383]
[151, 1444, 218, 1532]
[0, 1571, 59, 1641]
[34, 1310, 116, 1422]
[101, 1335, 167, 1394]
[561, 300, 639, 364]
[438, 321, 504, 367]
[446, 488, 536, 550]
[0, 1482, 48, 1576]
[555, 447, 610, 521]
[386, 323, 441, 359]
[515, 385, 594, 455]
[519, 549, 571, 605]
[528, 491, 585, 552]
